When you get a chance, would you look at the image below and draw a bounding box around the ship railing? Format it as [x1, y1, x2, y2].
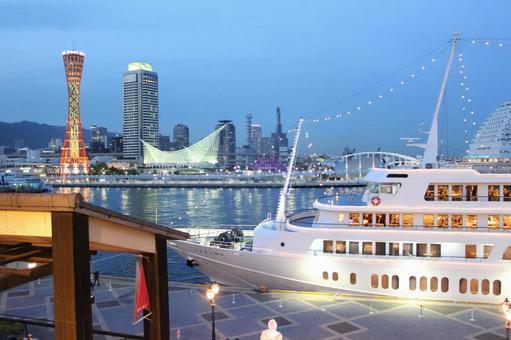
[424, 194, 511, 202]
[316, 193, 366, 206]
[306, 250, 486, 262]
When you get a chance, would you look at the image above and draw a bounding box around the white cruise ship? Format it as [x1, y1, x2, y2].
[171, 34, 510, 303]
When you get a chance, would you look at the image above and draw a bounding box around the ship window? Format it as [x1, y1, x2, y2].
[424, 185, 434, 201]
[488, 215, 500, 228]
[322, 271, 328, 280]
[482, 279, 490, 295]
[349, 242, 359, 254]
[430, 244, 441, 257]
[323, 240, 334, 253]
[489, 185, 500, 201]
[451, 185, 463, 201]
[423, 214, 434, 227]
[332, 272, 339, 281]
[371, 274, 378, 288]
[387, 174, 408, 178]
[466, 215, 478, 228]
[349, 213, 360, 225]
[350, 273, 356, 285]
[389, 213, 400, 227]
[451, 215, 463, 228]
[441, 277, 449, 292]
[362, 213, 373, 226]
[437, 185, 449, 201]
[437, 214, 449, 228]
[420, 276, 427, 291]
[392, 275, 399, 289]
[403, 243, 413, 256]
[470, 279, 478, 294]
[389, 242, 399, 256]
[363, 242, 373, 255]
[375, 214, 386, 227]
[379, 183, 401, 194]
[465, 245, 476, 258]
[338, 213, 345, 222]
[403, 214, 414, 227]
[375, 242, 386, 255]
[493, 280, 502, 295]
[505, 186, 511, 201]
[484, 245, 493, 259]
[417, 243, 427, 257]
[430, 277, 438, 292]
[336, 241, 346, 254]
[382, 274, 389, 289]
[466, 185, 478, 201]
[409, 276, 416, 291]
[504, 216, 511, 228]
[502, 246, 511, 259]
[459, 278, 467, 294]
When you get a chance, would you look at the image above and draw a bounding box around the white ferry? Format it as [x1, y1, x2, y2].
[171, 34, 510, 303]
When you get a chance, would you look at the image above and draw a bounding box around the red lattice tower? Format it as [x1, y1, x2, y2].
[60, 50, 89, 177]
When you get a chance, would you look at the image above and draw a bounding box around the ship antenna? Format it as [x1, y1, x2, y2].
[276, 117, 304, 226]
[409, 33, 460, 168]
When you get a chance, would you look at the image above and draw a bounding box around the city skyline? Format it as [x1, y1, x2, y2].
[2, 1, 511, 155]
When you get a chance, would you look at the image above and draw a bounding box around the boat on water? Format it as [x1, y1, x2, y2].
[0, 173, 51, 193]
[170, 34, 510, 303]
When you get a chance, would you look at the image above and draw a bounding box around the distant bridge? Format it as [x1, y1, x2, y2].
[331, 152, 420, 180]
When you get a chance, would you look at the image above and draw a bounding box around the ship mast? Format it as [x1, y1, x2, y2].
[410, 33, 460, 168]
[276, 118, 304, 225]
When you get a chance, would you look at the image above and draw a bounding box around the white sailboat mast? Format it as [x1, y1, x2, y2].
[276, 118, 304, 225]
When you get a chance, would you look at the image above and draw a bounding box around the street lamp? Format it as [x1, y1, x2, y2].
[206, 283, 220, 340]
[503, 298, 511, 339]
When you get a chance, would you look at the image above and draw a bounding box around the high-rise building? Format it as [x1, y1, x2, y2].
[122, 62, 159, 160]
[173, 124, 190, 150]
[109, 135, 123, 154]
[159, 135, 171, 151]
[90, 125, 108, 152]
[246, 113, 253, 146]
[60, 50, 89, 177]
[250, 124, 262, 156]
[270, 106, 289, 162]
[216, 120, 236, 166]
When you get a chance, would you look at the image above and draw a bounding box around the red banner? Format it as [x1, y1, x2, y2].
[133, 256, 151, 323]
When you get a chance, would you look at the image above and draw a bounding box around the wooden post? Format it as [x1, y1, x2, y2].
[143, 235, 169, 340]
[51, 212, 92, 340]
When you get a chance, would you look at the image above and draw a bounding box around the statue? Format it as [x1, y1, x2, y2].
[260, 319, 283, 340]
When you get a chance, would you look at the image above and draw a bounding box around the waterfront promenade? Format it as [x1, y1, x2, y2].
[2, 276, 507, 339]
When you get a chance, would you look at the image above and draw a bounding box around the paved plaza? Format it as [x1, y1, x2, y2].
[0, 276, 509, 339]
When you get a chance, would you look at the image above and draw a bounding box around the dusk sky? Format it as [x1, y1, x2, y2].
[1, 1, 511, 156]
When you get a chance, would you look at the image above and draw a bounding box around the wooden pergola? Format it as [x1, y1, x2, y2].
[0, 193, 188, 340]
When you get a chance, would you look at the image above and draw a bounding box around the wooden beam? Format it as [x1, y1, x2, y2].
[143, 235, 169, 340]
[0, 248, 44, 265]
[0, 263, 52, 291]
[52, 212, 92, 340]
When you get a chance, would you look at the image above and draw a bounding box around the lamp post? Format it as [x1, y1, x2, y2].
[503, 298, 511, 340]
[207, 283, 220, 340]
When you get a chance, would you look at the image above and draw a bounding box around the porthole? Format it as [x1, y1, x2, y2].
[332, 272, 339, 281]
[392, 275, 399, 290]
[409, 276, 416, 291]
[382, 275, 389, 289]
[430, 277, 438, 292]
[441, 277, 449, 293]
[371, 274, 379, 288]
[482, 279, 490, 295]
[322, 271, 328, 280]
[470, 279, 478, 294]
[459, 278, 467, 294]
[350, 273, 357, 285]
[493, 280, 502, 296]
[420, 276, 427, 291]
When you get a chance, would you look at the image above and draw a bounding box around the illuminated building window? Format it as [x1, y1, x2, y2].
[459, 278, 467, 294]
[349, 213, 360, 225]
[389, 242, 399, 256]
[488, 185, 500, 201]
[336, 241, 346, 254]
[420, 276, 427, 291]
[382, 275, 389, 289]
[375, 214, 386, 227]
[451, 215, 463, 228]
[423, 214, 434, 227]
[392, 275, 399, 290]
[504, 216, 511, 228]
[470, 279, 478, 294]
[403, 243, 413, 256]
[322, 271, 328, 280]
[363, 242, 373, 255]
[451, 185, 463, 201]
[437, 185, 449, 201]
[430, 277, 438, 292]
[338, 213, 345, 223]
[416, 243, 427, 257]
[375, 242, 386, 255]
[441, 277, 449, 293]
[430, 244, 441, 257]
[437, 214, 448, 228]
[332, 272, 339, 281]
[389, 213, 400, 227]
[424, 185, 434, 201]
[466, 185, 478, 201]
[323, 240, 333, 254]
[504, 186, 511, 201]
[349, 242, 359, 254]
[403, 214, 414, 227]
[466, 215, 478, 228]
[362, 213, 373, 226]
[350, 273, 356, 285]
[409, 276, 417, 291]
[371, 274, 378, 288]
[493, 280, 502, 295]
[465, 245, 476, 258]
[482, 279, 490, 295]
[488, 215, 500, 228]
